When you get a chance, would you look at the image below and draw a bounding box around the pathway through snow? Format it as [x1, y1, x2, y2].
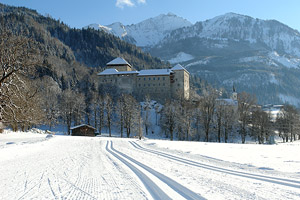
[0, 134, 299, 199]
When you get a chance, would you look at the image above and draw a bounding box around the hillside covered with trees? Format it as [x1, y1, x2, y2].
[0, 3, 171, 131]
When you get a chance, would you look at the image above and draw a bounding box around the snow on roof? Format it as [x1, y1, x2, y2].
[70, 124, 96, 130]
[107, 57, 132, 67]
[98, 68, 119, 75]
[171, 64, 189, 73]
[98, 69, 139, 76]
[118, 71, 139, 74]
[137, 69, 173, 76]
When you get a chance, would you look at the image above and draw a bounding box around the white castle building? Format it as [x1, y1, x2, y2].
[98, 57, 190, 100]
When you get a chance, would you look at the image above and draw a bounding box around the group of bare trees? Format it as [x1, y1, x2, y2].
[0, 30, 44, 132]
[276, 105, 300, 142]
[161, 87, 300, 144]
[41, 84, 142, 137]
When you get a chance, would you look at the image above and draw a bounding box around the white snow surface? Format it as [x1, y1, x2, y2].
[107, 57, 131, 66]
[85, 13, 192, 47]
[185, 57, 211, 68]
[168, 52, 194, 64]
[268, 51, 300, 69]
[1, 130, 300, 199]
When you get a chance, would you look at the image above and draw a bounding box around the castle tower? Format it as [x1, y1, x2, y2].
[106, 57, 132, 71]
[170, 64, 190, 100]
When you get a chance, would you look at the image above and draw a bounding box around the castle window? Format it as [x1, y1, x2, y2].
[144, 84, 146, 87]
[144, 78, 146, 81]
[158, 77, 160, 80]
[139, 78, 141, 80]
[153, 77, 156, 80]
[139, 84, 141, 87]
[163, 77, 165, 80]
[153, 84, 155, 86]
[149, 77, 151, 80]
[148, 84, 150, 87]
[178, 83, 180, 86]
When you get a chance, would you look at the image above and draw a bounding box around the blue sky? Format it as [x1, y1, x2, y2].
[1, 0, 300, 31]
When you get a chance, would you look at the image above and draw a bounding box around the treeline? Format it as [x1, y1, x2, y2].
[42, 84, 142, 138]
[160, 87, 300, 143]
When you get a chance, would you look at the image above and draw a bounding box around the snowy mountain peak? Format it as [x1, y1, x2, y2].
[84, 13, 193, 47]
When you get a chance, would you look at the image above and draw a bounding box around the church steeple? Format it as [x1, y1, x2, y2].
[231, 85, 237, 101]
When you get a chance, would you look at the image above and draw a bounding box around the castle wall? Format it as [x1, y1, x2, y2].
[107, 65, 131, 71]
[171, 70, 190, 100]
[136, 75, 171, 100]
[98, 60, 190, 101]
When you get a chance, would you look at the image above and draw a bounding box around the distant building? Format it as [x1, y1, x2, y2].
[98, 57, 190, 101]
[262, 104, 284, 121]
[70, 124, 96, 137]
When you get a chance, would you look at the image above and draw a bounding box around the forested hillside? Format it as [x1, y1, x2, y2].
[0, 3, 170, 131]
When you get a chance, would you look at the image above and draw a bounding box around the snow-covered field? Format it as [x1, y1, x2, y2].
[0, 131, 300, 199]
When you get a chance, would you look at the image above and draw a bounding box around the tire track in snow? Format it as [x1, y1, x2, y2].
[106, 141, 172, 200]
[108, 141, 204, 200]
[130, 141, 300, 189]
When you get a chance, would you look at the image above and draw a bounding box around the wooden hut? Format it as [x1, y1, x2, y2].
[70, 124, 96, 137]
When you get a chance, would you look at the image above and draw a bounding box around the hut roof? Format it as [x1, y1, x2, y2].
[70, 124, 96, 130]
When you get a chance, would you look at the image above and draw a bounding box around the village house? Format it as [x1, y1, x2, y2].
[98, 57, 190, 101]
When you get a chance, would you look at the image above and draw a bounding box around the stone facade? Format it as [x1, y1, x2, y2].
[98, 57, 190, 101]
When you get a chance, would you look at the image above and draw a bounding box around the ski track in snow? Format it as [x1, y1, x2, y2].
[107, 140, 204, 200]
[129, 141, 300, 189]
[0, 137, 148, 200]
[105, 141, 172, 200]
[1, 135, 300, 200]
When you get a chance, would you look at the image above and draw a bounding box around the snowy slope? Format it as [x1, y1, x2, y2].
[84, 13, 192, 46]
[162, 12, 300, 57]
[0, 130, 300, 199]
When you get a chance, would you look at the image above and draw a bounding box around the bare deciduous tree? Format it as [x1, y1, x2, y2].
[237, 92, 256, 143]
[199, 86, 218, 142]
[161, 100, 177, 141]
[0, 30, 41, 132]
[123, 94, 140, 138]
[104, 94, 113, 137]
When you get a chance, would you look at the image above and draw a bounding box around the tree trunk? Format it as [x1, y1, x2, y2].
[127, 127, 130, 138]
[94, 110, 97, 131]
[205, 129, 209, 142]
[108, 123, 111, 137]
[120, 119, 123, 138]
[224, 128, 228, 143]
[170, 128, 173, 141]
[217, 124, 221, 143]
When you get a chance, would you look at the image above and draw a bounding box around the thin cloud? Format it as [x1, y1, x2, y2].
[116, 0, 134, 8]
[116, 0, 146, 8]
[137, 0, 146, 4]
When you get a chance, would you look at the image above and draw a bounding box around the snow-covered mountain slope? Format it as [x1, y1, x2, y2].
[161, 12, 300, 57]
[146, 13, 300, 105]
[84, 13, 192, 46]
